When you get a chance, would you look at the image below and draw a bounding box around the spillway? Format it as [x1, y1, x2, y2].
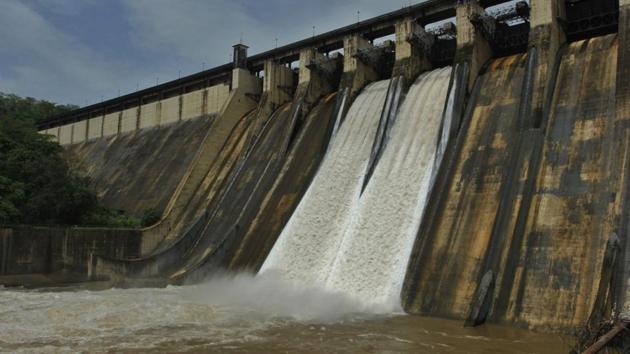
[403, 54, 529, 319]
[500, 35, 619, 329]
[262, 67, 454, 309]
[261, 81, 389, 287]
[325, 67, 453, 309]
[226, 94, 339, 271]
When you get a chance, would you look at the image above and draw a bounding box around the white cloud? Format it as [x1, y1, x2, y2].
[121, 0, 421, 73]
[29, 0, 98, 16]
[0, 0, 147, 105]
[0, 0, 426, 105]
[122, 1, 276, 68]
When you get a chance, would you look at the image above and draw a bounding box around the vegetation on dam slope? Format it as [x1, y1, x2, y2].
[0, 93, 139, 227]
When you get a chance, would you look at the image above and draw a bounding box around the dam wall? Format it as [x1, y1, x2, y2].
[90, 103, 285, 280]
[403, 53, 531, 319]
[0, 226, 141, 278]
[90, 66, 341, 282]
[66, 116, 215, 218]
[42, 83, 231, 145]
[502, 34, 619, 330]
[5, 0, 629, 338]
[403, 33, 624, 332]
[618, 0, 630, 320]
[402, 23, 625, 336]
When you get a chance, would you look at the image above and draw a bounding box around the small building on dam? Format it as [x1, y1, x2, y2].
[3, 0, 630, 341]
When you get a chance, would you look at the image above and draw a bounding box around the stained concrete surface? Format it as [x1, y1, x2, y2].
[403, 54, 530, 321]
[66, 117, 215, 218]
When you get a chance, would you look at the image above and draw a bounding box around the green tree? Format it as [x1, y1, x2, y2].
[0, 115, 96, 224]
[0, 92, 77, 123]
[0, 93, 138, 227]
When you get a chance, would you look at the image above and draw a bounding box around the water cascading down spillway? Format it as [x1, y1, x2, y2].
[261, 80, 390, 288]
[261, 66, 453, 309]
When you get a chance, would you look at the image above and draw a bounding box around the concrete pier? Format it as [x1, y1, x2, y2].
[263, 60, 295, 110]
[342, 34, 379, 96]
[460, 0, 568, 328]
[528, 0, 566, 128]
[615, 0, 630, 319]
[393, 17, 433, 84]
[297, 48, 340, 107]
[455, 0, 493, 92]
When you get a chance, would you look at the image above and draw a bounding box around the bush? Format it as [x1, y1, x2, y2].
[141, 208, 162, 227]
[0, 93, 135, 228]
[80, 207, 140, 228]
[0, 92, 77, 123]
[0, 116, 95, 225]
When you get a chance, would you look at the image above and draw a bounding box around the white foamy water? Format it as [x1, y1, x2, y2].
[261, 68, 453, 311]
[0, 274, 369, 354]
[325, 67, 453, 309]
[260, 80, 389, 287]
[0, 281, 567, 354]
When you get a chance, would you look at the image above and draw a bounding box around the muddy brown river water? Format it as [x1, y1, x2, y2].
[0, 275, 573, 353]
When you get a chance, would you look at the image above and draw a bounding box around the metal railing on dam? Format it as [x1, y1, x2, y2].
[37, 0, 618, 135]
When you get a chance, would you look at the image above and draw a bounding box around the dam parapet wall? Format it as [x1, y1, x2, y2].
[43, 65, 261, 145]
[45, 83, 231, 145]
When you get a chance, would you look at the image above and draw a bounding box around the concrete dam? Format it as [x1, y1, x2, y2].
[3, 0, 630, 346]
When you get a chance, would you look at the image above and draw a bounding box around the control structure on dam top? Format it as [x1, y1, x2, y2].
[38, 0, 619, 144]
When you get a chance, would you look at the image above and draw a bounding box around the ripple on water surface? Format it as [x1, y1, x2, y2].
[0, 274, 571, 353]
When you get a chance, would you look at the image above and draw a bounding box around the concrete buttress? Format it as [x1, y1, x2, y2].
[615, 0, 630, 319]
[342, 34, 379, 97]
[393, 17, 433, 86]
[455, 0, 493, 93]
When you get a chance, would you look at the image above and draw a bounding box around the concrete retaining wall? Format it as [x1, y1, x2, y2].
[103, 112, 120, 137]
[72, 120, 87, 144]
[180, 85, 230, 121]
[44, 128, 59, 142]
[120, 107, 139, 133]
[87, 117, 103, 140]
[160, 95, 181, 125]
[41, 83, 231, 144]
[58, 124, 73, 145]
[0, 227, 142, 277]
[139, 102, 160, 129]
[66, 116, 216, 219]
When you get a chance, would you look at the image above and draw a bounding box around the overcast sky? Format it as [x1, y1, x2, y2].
[0, 0, 427, 106]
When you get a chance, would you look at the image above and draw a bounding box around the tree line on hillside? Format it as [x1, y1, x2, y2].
[0, 92, 149, 227]
[0, 92, 78, 123]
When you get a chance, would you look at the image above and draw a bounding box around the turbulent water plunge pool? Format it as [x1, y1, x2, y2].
[1, 275, 570, 354]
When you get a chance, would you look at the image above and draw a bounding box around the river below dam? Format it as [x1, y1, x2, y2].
[0, 274, 572, 354]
